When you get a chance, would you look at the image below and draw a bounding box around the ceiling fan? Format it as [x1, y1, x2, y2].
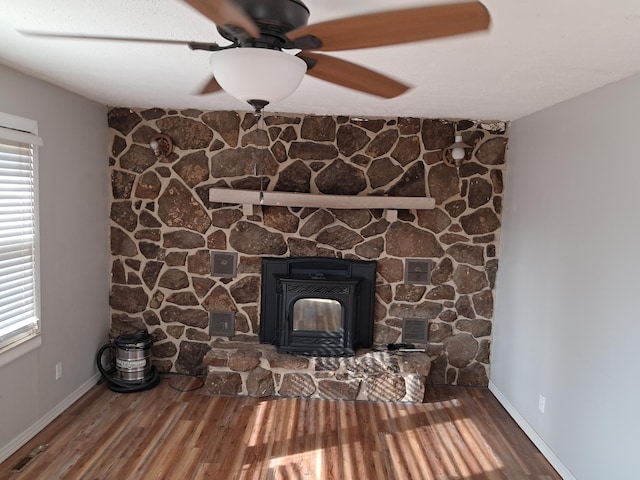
[21, 0, 491, 113]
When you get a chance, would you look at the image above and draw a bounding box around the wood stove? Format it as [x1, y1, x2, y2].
[260, 257, 377, 356]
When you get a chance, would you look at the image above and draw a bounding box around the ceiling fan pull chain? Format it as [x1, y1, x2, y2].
[259, 112, 267, 197]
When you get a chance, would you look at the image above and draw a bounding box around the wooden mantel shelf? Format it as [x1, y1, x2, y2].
[208, 188, 435, 220]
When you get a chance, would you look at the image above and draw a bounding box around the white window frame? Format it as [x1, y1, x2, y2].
[0, 112, 42, 364]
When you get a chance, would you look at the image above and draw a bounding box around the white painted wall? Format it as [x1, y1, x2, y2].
[0, 64, 109, 457]
[491, 73, 640, 479]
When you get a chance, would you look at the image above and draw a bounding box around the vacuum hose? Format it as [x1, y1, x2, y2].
[96, 334, 161, 393]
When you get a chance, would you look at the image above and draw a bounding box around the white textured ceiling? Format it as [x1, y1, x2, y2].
[1, 0, 640, 121]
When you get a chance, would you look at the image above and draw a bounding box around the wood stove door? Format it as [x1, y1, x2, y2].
[277, 277, 360, 356]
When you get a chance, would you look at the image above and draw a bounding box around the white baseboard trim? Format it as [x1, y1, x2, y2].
[488, 381, 576, 480]
[0, 372, 101, 464]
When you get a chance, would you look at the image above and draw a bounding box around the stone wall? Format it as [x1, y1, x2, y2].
[108, 107, 507, 387]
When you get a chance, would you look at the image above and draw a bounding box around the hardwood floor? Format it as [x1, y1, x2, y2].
[0, 376, 561, 479]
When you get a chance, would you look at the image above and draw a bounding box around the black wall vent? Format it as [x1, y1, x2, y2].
[210, 251, 238, 277]
[209, 311, 235, 336]
[404, 259, 433, 285]
[402, 318, 428, 344]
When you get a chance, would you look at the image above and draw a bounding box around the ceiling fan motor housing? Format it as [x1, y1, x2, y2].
[217, 0, 310, 48]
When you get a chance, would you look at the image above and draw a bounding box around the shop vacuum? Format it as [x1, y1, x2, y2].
[96, 330, 160, 393]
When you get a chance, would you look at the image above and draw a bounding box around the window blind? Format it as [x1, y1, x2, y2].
[0, 119, 40, 351]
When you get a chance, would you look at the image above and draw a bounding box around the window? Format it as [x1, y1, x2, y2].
[0, 113, 41, 353]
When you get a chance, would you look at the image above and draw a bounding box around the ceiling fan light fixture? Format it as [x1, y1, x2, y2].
[209, 48, 307, 110]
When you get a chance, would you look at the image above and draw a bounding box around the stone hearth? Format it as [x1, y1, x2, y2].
[204, 342, 431, 403]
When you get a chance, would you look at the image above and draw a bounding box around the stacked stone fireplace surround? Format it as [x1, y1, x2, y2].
[108, 107, 507, 402]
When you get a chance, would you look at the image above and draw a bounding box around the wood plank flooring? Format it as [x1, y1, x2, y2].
[0, 376, 561, 479]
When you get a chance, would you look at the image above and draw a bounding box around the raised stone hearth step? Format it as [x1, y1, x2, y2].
[203, 343, 430, 403]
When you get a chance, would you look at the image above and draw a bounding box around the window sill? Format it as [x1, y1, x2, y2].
[0, 334, 42, 369]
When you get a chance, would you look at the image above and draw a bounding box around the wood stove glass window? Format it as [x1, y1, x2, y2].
[292, 298, 341, 332]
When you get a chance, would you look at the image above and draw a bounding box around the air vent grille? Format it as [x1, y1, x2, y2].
[287, 284, 351, 295]
[402, 318, 428, 344]
[404, 259, 433, 285]
[209, 311, 235, 337]
[210, 251, 238, 277]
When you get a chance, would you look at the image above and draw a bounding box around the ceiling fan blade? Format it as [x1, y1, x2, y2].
[289, 1, 490, 52]
[19, 30, 199, 46]
[182, 0, 259, 38]
[298, 52, 409, 99]
[195, 76, 223, 95]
